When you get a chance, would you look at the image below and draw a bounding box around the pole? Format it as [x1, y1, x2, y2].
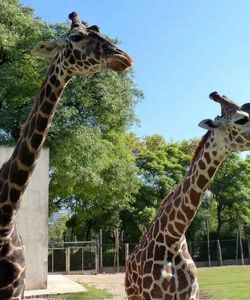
[216, 239, 223, 266]
[206, 220, 211, 267]
[95, 241, 100, 273]
[247, 236, 250, 264]
[238, 224, 244, 266]
[51, 249, 54, 273]
[235, 229, 239, 265]
[81, 247, 84, 271]
[65, 247, 70, 274]
[99, 229, 103, 272]
[115, 228, 120, 273]
[125, 243, 129, 267]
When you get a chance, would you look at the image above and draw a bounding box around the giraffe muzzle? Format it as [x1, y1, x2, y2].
[107, 51, 133, 71]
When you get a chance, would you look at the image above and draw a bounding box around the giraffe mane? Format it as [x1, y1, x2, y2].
[190, 131, 211, 165]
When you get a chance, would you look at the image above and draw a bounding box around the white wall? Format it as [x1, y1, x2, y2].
[0, 147, 49, 290]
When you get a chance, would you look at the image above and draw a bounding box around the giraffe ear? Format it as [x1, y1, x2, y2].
[31, 40, 66, 58]
[198, 119, 220, 130]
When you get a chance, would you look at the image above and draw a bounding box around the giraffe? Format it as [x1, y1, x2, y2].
[0, 12, 132, 300]
[125, 92, 250, 300]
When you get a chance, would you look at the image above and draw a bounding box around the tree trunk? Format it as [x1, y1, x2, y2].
[238, 224, 244, 266]
[235, 229, 239, 264]
[216, 207, 223, 240]
[216, 239, 223, 266]
[85, 221, 93, 241]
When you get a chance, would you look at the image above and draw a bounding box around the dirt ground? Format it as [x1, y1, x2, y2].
[66, 273, 127, 300]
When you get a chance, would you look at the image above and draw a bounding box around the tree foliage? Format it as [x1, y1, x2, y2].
[0, 0, 65, 141]
[208, 153, 250, 239]
[50, 130, 141, 240]
[121, 134, 198, 242]
[49, 214, 69, 243]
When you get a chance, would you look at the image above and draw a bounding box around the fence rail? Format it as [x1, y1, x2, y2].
[48, 239, 250, 274]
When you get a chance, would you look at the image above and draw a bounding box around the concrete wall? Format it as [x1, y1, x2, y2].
[0, 147, 49, 290]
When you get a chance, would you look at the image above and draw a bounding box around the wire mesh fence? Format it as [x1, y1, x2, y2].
[48, 239, 250, 273]
[48, 241, 97, 273]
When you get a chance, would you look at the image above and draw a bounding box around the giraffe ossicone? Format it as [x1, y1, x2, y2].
[125, 92, 250, 300]
[0, 12, 132, 300]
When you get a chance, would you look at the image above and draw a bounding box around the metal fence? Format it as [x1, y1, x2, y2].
[48, 241, 98, 273]
[188, 239, 249, 262]
[48, 239, 250, 274]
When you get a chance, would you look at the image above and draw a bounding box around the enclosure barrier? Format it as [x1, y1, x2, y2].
[48, 238, 250, 274]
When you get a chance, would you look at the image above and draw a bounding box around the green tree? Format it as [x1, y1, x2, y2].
[51, 130, 140, 240]
[209, 153, 250, 239]
[49, 214, 69, 243]
[0, 0, 66, 141]
[186, 192, 217, 241]
[0, 1, 141, 141]
[121, 135, 197, 242]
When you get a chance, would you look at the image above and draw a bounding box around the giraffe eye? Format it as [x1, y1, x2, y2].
[235, 116, 249, 125]
[69, 35, 83, 42]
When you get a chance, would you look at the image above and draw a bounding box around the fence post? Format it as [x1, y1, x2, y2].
[216, 239, 223, 266]
[81, 247, 84, 272]
[65, 247, 70, 274]
[235, 229, 239, 265]
[114, 228, 120, 273]
[247, 236, 250, 263]
[51, 249, 54, 273]
[99, 229, 103, 273]
[125, 243, 129, 267]
[206, 220, 211, 267]
[95, 241, 100, 274]
[238, 224, 244, 266]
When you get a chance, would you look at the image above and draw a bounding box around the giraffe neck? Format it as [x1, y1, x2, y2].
[159, 131, 229, 244]
[0, 54, 72, 236]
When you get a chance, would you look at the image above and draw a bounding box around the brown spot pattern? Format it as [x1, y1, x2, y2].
[208, 166, 216, 177]
[143, 276, 153, 289]
[189, 188, 201, 206]
[204, 152, 211, 163]
[151, 283, 163, 298]
[154, 245, 165, 261]
[197, 174, 207, 189]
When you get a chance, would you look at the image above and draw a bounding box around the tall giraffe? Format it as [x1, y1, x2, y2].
[125, 92, 250, 299]
[0, 12, 132, 300]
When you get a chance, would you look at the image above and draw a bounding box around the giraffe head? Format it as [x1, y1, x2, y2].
[32, 12, 132, 74]
[199, 92, 250, 152]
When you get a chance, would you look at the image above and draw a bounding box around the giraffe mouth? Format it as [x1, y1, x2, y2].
[107, 54, 133, 71]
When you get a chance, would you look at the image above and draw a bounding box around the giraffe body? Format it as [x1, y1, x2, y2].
[0, 12, 132, 299]
[126, 236, 198, 299]
[125, 92, 250, 299]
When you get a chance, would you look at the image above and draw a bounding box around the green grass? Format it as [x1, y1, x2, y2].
[48, 284, 113, 300]
[198, 265, 250, 299]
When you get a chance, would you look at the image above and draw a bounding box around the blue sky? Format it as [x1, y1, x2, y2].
[20, 0, 250, 141]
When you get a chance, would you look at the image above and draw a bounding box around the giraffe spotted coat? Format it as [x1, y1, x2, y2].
[125, 92, 250, 299]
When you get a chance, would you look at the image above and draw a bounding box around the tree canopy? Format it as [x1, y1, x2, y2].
[209, 153, 250, 239]
[121, 134, 198, 242]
